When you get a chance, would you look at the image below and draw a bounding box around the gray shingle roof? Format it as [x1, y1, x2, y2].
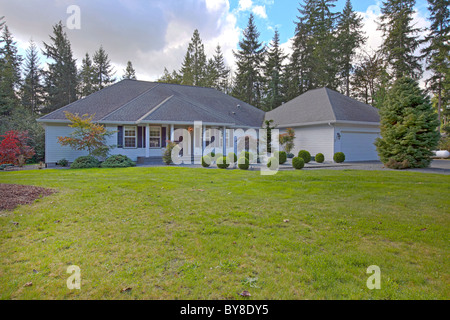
[265, 87, 380, 127]
[39, 80, 265, 128]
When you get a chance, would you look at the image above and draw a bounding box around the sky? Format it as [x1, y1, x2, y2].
[0, 0, 431, 82]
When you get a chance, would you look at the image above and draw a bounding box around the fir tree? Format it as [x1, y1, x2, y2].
[158, 68, 182, 84]
[375, 77, 440, 168]
[21, 40, 44, 114]
[93, 45, 115, 90]
[232, 14, 265, 108]
[79, 53, 96, 98]
[336, 0, 366, 96]
[378, 0, 422, 80]
[289, 0, 339, 95]
[0, 25, 22, 116]
[180, 29, 207, 86]
[212, 45, 230, 92]
[421, 0, 450, 132]
[123, 61, 137, 80]
[0, 16, 4, 31]
[262, 29, 287, 111]
[42, 21, 78, 113]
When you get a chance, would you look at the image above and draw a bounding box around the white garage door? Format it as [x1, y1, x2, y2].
[341, 131, 379, 161]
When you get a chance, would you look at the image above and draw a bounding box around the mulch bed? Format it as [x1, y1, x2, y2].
[0, 184, 56, 211]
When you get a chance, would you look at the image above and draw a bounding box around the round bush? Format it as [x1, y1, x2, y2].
[274, 151, 287, 164]
[267, 156, 279, 169]
[292, 157, 305, 170]
[101, 155, 136, 168]
[216, 156, 230, 169]
[214, 153, 223, 162]
[298, 150, 311, 163]
[238, 157, 250, 170]
[57, 158, 69, 167]
[227, 152, 237, 164]
[71, 156, 101, 169]
[239, 151, 254, 162]
[202, 155, 211, 167]
[333, 152, 346, 163]
[315, 153, 325, 163]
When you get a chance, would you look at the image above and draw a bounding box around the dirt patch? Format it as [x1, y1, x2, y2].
[0, 184, 56, 211]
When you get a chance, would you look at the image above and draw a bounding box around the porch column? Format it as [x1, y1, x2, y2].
[145, 125, 150, 158]
[223, 126, 226, 156]
[202, 125, 206, 155]
[170, 124, 175, 141]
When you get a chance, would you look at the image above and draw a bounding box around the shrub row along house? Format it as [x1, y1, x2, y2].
[37, 80, 380, 165]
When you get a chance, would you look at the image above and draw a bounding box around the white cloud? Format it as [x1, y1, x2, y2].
[252, 5, 268, 19]
[238, 0, 253, 11]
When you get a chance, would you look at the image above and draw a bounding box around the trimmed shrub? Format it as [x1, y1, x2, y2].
[227, 152, 237, 164]
[333, 152, 346, 163]
[267, 156, 279, 169]
[57, 158, 69, 167]
[274, 151, 287, 164]
[163, 141, 178, 165]
[216, 156, 230, 169]
[315, 153, 325, 163]
[214, 153, 223, 162]
[239, 151, 255, 162]
[298, 150, 311, 163]
[101, 155, 136, 168]
[202, 155, 211, 168]
[292, 157, 305, 170]
[238, 157, 250, 170]
[71, 156, 100, 169]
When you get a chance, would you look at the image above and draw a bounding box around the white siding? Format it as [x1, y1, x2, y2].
[334, 125, 380, 161]
[289, 125, 335, 161]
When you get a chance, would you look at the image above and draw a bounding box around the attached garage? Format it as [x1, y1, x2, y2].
[266, 87, 381, 162]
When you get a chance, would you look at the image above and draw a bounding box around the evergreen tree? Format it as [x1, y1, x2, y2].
[123, 61, 137, 80]
[212, 45, 230, 92]
[262, 29, 287, 111]
[0, 16, 4, 31]
[42, 21, 78, 113]
[21, 40, 44, 114]
[421, 0, 450, 132]
[375, 77, 440, 168]
[336, 0, 366, 96]
[288, 0, 339, 96]
[93, 45, 115, 90]
[232, 14, 265, 108]
[0, 25, 22, 116]
[158, 67, 182, 84]
[79, 53, 96, 98]
[180, 29, 207, 86]
[378, 0, 422, 80]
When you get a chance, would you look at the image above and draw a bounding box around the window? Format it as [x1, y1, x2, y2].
[124, 126, 137, 148]
[149, 126, 161, 148]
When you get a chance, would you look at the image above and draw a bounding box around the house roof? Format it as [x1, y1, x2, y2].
[265, 87, 380, 127]
[38, 80, 266, 128]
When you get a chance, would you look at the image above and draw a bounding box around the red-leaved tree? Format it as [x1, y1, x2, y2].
[0, 131, 36, 165]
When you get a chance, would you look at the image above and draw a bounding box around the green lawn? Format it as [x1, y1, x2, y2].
[0, 167, 449, 300]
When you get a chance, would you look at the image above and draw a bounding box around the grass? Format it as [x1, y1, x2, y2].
[0, 167, 449, 300]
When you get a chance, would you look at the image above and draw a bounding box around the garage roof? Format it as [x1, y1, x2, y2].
[265, 87, 380, 127]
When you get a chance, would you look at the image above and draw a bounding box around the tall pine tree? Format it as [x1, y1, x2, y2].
[123, 61, 137, 80]
[93, 45, 115, 90]
[262, 29, 287, 111]
[180, 29, 207, 86]
[212, 45, 230, 92]
[378, 0, 422, 80]
[42, 21, 78, 113]
[336, 0, 366, 96]
[79, 53, 96, 98]
[0, 25, 22, 116]
[232, 14, 265, 108]
[421, 0, 449, 132]
[21, 40, 44, 114]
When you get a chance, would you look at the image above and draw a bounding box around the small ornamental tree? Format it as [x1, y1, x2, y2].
[279, 128, 295, 154]
[375, 77, 440, 169]
[0, 131, 35, 165]
[58, 112, 115, 159]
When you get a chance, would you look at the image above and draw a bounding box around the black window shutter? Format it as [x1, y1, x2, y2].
[161, 127, 167, 148]
[137, 127, 143, 148]
[143, 127, 146, 148]
[117, 126, 123, 148]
